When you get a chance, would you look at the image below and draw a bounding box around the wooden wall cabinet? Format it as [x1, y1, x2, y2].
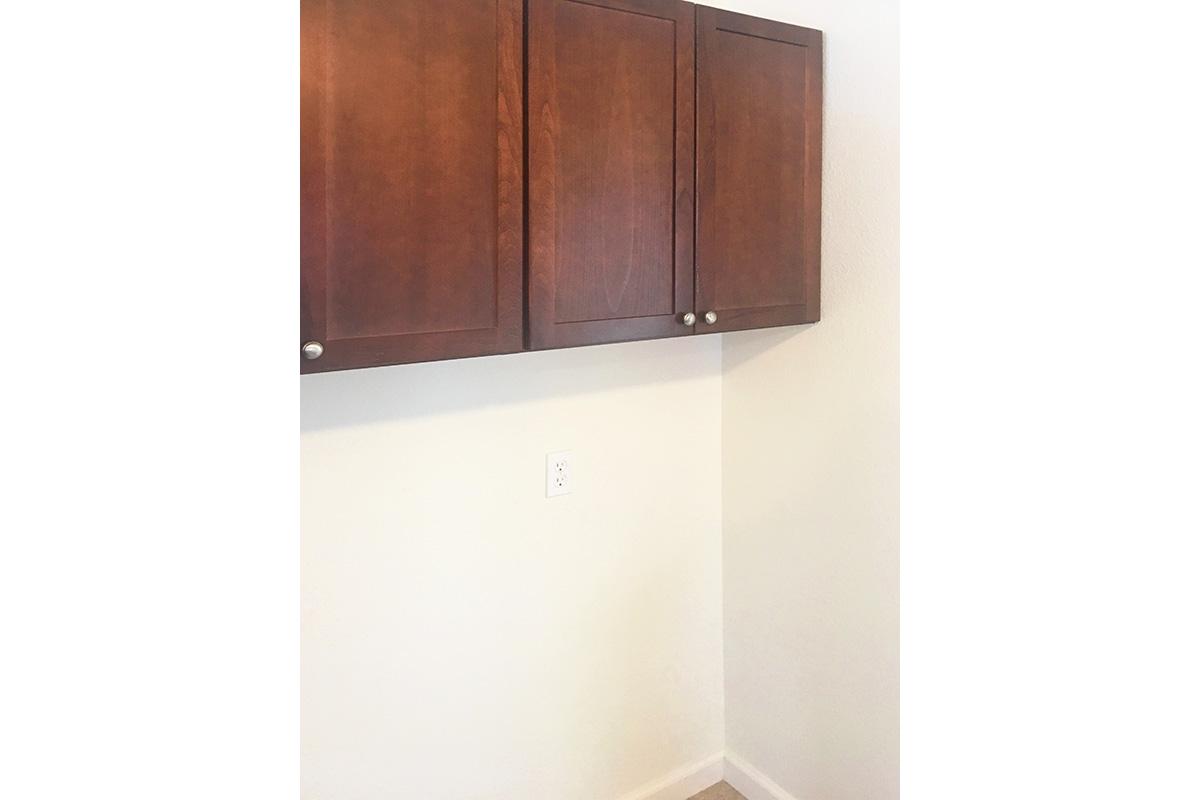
[300, 0, 822, 373]
[696, 7, 823, 333]
[300, 0, 525, 373]
[527, 0, 695, 350]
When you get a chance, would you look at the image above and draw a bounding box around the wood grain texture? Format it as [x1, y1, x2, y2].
[696, 6, 822, 334]
[528, 0, 695, 350]
[300, 0, 524, 373]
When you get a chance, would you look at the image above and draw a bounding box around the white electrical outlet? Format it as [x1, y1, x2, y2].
[546, 451, 572, 498]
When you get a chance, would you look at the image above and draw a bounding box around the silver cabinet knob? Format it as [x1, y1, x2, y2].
[704, 311, 718, 325]
[682, 312, 697, 326]
[302, 341, 325, 360]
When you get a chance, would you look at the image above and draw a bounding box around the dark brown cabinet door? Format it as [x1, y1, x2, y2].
[696, 7, 822, 333]
[527, 0, 695, 350]
[300, 0, 524, 373]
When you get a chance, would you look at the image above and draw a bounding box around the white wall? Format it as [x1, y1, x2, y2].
[716, 0, 900, 798]
[301, 337, 725, 800]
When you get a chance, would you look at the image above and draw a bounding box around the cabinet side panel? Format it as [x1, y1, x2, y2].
[300, 0, 328, 345]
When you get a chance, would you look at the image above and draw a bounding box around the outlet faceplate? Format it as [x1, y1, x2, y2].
[546, 451, 572, 498]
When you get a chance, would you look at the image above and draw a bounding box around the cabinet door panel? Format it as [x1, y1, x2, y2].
[696, 7, 822, 333]
[528, 0, 695, 350]
[300, 0, 524, 373]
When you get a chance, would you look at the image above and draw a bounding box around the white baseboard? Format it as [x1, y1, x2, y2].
[617, 753, 725, 800]
[722, 752, 800, 800]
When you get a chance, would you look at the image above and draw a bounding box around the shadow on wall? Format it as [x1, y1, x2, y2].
[300, 335, 725, 432]
[719, 325, 811, 372]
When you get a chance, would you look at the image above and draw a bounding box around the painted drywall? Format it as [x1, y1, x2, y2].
[300, 337, 725, 800]
[716, 0, 900, 797]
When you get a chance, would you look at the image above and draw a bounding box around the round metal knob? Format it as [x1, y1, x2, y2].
[682, 312, 697, 327]
[302, 341, 325, 360]
[704, 311, 718, 325]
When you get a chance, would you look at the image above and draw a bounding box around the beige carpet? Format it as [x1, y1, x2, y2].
[689, 782, 747, 800]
